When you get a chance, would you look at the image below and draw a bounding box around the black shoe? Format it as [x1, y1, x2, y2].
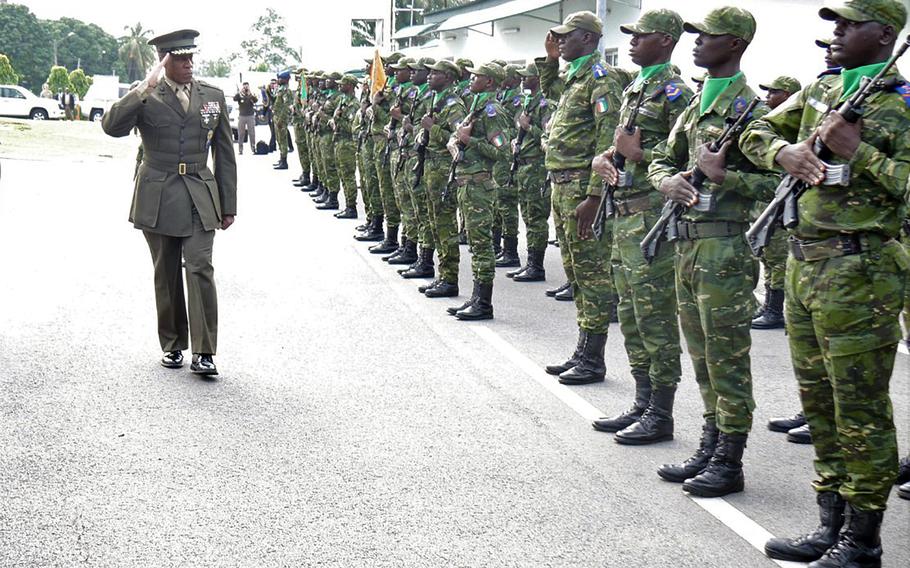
[458, 231, 467, 245]
[513, 249, 546, 282]
[554, 284, 574, 302]
[765, 492, 845, 563]
[335, 207, 357, 219]
[768, 411, 806, 433]
[545, 328, 586, 375]
[592, 370, 650, 432]
[400, 247, 435, 278]
[657, 421, 719, 483]
[546, 281, 570, 297]
[160, 350, 184, 368]
[506, 264, 527, 278]
[418, 279, 440, 294]
[455, 281, 493, 320]
[388, 240, 418, 266]
[898, 481, 910, 500]
[608, 302, 618, 323]
[752, 287, 785, 329]
[355, 216, 384, 242]
[448, 281, 478, 316]
[369, 226, 399, 254]
[313, 187, 331, 204]
[682, 432, 747, 497]
[316, 193, 339, 210]
[896, 455, 910, 485]
[492, 229, 502, 259]
[548, 238, 559, 247]
[273, 157, 288, 170]
[808, 505, 883, 568]
[558, 333, 607, 385]
[615, 385, 676, 445]
[495, 235, 521, 268]
[425, 280, 458, 298]
[311, 186, 326, 202]
[303, 176, 320, 191]
[190, 354, 218, 376]
[787, 423, 812, 444]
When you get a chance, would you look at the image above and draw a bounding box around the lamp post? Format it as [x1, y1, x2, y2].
[53, 31, 76, 67]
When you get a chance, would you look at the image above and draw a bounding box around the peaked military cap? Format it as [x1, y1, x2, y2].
[327, 71, 343, 80]
[620, 9, 684, 41]
[820, 0, 907, 29]
[684, 7, 756, 43]
[427, 60, 461, 77]
[409, 57, 436, 70]
[468, 62, 505, 83]
[504, 64, 522, 79]
[517, 61, 539, 77]
[759, 76, 802, 93]
[385, 52, 405, 65]
[340, 74, 359, 87]
[550, 11, 603, 36]
[148, 29, 199, 55]
[455, 58, 474, 73]
[391, 57, 416, 70]
[816, 37, 834, 48]
[491, 59, 508, 67]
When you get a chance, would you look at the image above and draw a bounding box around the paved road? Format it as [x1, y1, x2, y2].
[0, 148, 907, 567]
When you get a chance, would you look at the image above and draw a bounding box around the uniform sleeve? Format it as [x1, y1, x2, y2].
[431, 103, 466, 148]
[641, 87, 694, 165]
[739, 86, 807, 171]
[101, 88, 145, 137]
[537, 57, 564, 101]
[852, 128, 910, 200]
[211, 91, 237, 216]
[587, 75, 623, 195]
[647, 108, 692, 190]
[472, 107, 512, 162]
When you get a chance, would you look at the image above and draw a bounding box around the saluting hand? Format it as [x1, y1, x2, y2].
[660, 171, 699, 207]
[775, 133, 826, 185]
[146, 53, 170, 89]
[544, 32, 560, 62]
[818, 113, 862, 161]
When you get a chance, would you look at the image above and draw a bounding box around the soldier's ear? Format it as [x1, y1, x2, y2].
[879, 23, 896, 47]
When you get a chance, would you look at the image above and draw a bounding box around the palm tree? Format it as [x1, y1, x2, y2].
[118, 23, 156, 82]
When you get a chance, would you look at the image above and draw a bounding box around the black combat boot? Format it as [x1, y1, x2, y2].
[316, 192, 339, 210]
[558, 333, 607, 385]
[369, 225, 399, 254]
[492, 229, 503, 259]
[898, 454, 910, 485]
[401, 247, 435, 278]
[657, 421, 719, 483]
[355, 216, 384, 242]
[768, 411, 806, 432]
[447, 281, 478, 315]
[425, 280, 458, 298]
[293, 172, 310, 187]
[391, 239, 419, 266]
[495, 235, 521, 268]
[546, 281, 570, 297]
[312, 186, 328, 202]
[273, 157, 288, 169]
[787, 423, 812, 444]
[513, 249, 546, 282]
[682, 432, 747, 497]
[808, 505, 883, 568]
[615, 385, 676, 445]
[383, 237, 410, 263]
[418, 279, 440, 294]
[458, 229, 468, 245]
[899, 481, 910, 500]
[303, 174, 320, 191]
[335, 207, 357, 219]
[506, 263, 528, 278]
[752, 287, 785, 329]
[545, 328, 587, 375]
[455, 281, 493, 320]
[592, 370, 650, 432]
[753, 282, 769, 319]
[554, 284, 575, 301]
[765, 492, 845, 562]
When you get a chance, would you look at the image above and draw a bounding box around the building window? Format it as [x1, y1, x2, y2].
[603, 48, 619, 67]
[352, 19, 381, 47]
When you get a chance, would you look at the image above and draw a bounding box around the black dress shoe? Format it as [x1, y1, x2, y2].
[546, 281, 570, 297]
[554, 285, 574, 301]
[190, 353, 218, 376]
[424, 281, 458, 298]
[418, 279, 440, 294]
[768, 411, 806, 433]
[787, 423, 812, 444]
[160, 350, 184, 368]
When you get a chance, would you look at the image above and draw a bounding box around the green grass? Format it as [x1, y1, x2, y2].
[0, 117, 137, 162]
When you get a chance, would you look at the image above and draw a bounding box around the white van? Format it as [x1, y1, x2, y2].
[81, 75, 132, 122]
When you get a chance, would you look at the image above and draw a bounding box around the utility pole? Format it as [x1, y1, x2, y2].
[596, 0, 607, 55]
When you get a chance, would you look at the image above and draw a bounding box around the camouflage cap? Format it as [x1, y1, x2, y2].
[491, 59, 508, 67]
[467, 62, 506, 83]
[816, 37, 834, 48]
[820, 0, 907, 29]
[620, 9, 685, 42]
[684, 7, 757, 43]
[504, 64, 522, 79]
[455, 58, 474, 73]
[385, 52, 405, 65]
[391, 57, 416, 70]
[428, 60, 461, 77]
[517, 61, 539, 77]
[340, 74, 359, 87]
[550, 10, 603, 36]
[759, 76, 802, 93]
[408, 56, 436, 70]
[327, 71, 343, 80]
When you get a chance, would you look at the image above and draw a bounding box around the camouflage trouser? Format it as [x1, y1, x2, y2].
[318, 133, 339, 193]
[551, 177, 615, 334]
[457, 173, 496, 284]
[276, 119, 289, 158]
[403, 155, 434, 249]
[393, 148, 416, 239]
[517, 161, 550, 251]
[372, 136, 400, 228]
[426, 155, 460, 284]
[902, 232, 910, 335]
[496, 182, 521, 238]
[786, 241, 907, 511]
[612, 208, 681, 388]
[675, 235, 757, 435]
[760, 229, 788, 290]
[334, 135, 357, 208]
[294, 123, 310, 174]
[309, 130, 324, 182]
[359, 136, 382, 219]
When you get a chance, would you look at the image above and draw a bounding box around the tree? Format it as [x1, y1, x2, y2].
[0, 54, 20, 85]
[0, 4, 53, 90]
[42, 18, 119, 80]
[240, 9, 299, 71]
[197, 54, 237, 78]
[118, 23, 156, 82]
[68, 68, 92, 98]
[46, 66, 71, 94]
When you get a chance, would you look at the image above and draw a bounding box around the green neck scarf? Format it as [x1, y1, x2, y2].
[523, 89, 540, 106]
[634, 62, 669, 88]
[470, 91, 492, 113]
[840, 61, 888, 101]
[324, 89, 337, 96]
[700, 71, 743, 115]
[566, 53, 595, 82]
[500, 88, 515, 101]
[416, 82, 429, 97]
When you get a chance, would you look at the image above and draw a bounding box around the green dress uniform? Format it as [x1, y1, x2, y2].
[274, 81, 294, 160]
[332, 83, 359, 210]
[102, 75, 236, 356]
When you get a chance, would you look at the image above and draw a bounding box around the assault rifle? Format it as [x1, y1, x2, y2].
[507, 90, 537, 187]
[396, 89, 424, 179]
[412, 90, 446, 190]
[592, 85, 648, 240]
[640, 96, 761, 263]
[443, 103, 487, 202]
[746, 36, 910, 257]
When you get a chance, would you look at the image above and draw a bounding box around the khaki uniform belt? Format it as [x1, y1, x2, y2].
[548, 168, 589, 184]
[675, 221, 746, 240]
[789, 233, 887, 262]
[614, 194, 654, 217]
[455, 172, 492, 187]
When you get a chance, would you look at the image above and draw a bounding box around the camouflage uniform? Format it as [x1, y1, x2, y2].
[388, 75, 419, 242]
[306, 85, 325, 184]
[355, 81, 381, 220]
[317, 79, 341, 195]
[332, 81, 359, 209]
[402, 70, 436, 251]
[513, 87, 554, 253]
[741, 67, 910, 512]
[493, 79, 524, 241]
[273, 82, 294, 160]
[293, 76, 311, 177]
[369, 76, 401, 231]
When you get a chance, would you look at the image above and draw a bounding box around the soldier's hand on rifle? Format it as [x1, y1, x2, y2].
[575, 196, 601, 240]
[775, 132, 826, 185]
[420, 114, 435, 130]
[146, 53, 170, 89]
[517, 111, 531, 131]
[614, 126, 644, 162]
[696, 140, 732, 185]
[402, 116, 413, 133]
[592, 150, 619, 184]
[544, 32, 561, 62]
[372, 91, 385, 105]
[390, 107, 404, 120]
[818, 113, 862, 160]
[456, 123, 472, 146]
[660, 171, 698, 207]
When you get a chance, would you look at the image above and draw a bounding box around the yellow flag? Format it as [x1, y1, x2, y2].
[370, 49, 386, 97]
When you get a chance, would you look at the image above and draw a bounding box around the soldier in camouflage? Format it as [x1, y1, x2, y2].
[330, 74, 360, 219]
[355, 61, 387, 242]
[291, 68, 312, 189]
[647, 6, 777, 498]
[493, 64, 524, 268]
[590, 9, 692, 446]
[314, 72, 343, 210]
[273, 69, 294, 170]
[537, 11, 625, 385]
[740, 1, 910, 564]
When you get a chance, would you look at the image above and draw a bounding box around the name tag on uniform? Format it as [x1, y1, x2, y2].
[639, 107, 659, 119]
[807, 97, 829, 114]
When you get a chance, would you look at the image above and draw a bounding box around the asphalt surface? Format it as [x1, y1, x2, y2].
[0, 145, 907, 567]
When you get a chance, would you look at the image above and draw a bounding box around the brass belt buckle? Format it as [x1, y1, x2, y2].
[178, 162, 187, 175]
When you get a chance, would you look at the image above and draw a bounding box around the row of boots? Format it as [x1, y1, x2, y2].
[293, 172, 358, 218]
